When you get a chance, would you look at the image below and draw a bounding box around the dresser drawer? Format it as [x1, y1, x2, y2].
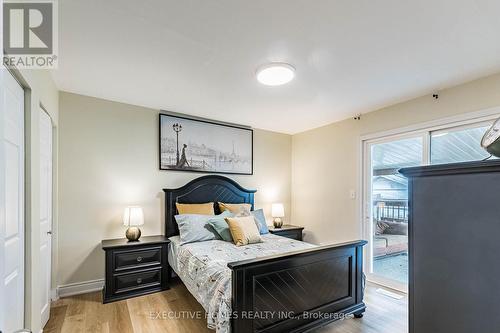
[113, 246, 162, 271]
[114, 268, 162, 294]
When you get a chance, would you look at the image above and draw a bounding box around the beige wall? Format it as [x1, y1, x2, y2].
[57, 71, 500, 290]
[292, 72, 500, 245]
[57, 92, 292, 285]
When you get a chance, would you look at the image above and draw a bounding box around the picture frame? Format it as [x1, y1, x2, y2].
[159, 113, 253, 175]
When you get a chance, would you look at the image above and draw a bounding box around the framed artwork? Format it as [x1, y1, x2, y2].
[159, 113, 253, 175]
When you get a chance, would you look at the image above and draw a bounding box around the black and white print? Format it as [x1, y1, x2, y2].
[159, 114, 253, 175]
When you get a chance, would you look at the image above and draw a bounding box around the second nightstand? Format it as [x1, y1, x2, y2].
[102, 235, 170, 303]
[268, 225, 304, 241]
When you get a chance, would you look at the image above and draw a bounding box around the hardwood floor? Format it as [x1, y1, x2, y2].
[44, 281, 407, 333]
[316, 284, 407, 333]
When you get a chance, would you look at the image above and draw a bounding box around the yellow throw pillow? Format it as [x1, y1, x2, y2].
[225, 216, 262, 246]
[176, 202, 215, 215]
[218, 202, 252, 215]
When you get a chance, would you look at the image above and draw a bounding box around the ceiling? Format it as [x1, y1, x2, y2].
[53, 0, 500, 134]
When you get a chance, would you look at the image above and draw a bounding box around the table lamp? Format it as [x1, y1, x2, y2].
[271, 203, 285, 228]
[123, 206, 144, 241]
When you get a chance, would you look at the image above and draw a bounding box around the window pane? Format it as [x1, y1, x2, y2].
[370, 136, 422, 284]
[372, 137, 424, 170]
[430, 124, 492, 165]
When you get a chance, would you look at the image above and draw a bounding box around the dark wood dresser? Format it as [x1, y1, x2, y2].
[101, 235, 170, 303]
[400, 160, 500, 333]
[268, 225, 304, 241]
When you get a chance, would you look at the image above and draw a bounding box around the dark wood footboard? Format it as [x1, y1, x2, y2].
[228, 240, 367, 333]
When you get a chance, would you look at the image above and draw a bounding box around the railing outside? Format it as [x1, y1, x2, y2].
[374, 199, 408, 223]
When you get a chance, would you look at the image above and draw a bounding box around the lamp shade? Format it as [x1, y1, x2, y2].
[123, 206, 144, 227]
[271, 203, 285, 218]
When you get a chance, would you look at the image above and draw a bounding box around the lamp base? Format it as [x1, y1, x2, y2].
[273, 217, 283, 228]
[126, 227, 142, 241]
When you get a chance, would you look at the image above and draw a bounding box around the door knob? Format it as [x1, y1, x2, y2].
[47, 231, 52, 235]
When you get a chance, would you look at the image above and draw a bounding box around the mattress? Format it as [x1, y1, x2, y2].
[167, 236, 181, 274]
[167, 234, 315, 333]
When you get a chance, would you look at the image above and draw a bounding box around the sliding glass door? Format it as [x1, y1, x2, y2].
[364, 134, 425, 291]
[363, 118, 496, 292]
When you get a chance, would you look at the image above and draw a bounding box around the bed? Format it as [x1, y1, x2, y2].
[163, 175, 367, 333]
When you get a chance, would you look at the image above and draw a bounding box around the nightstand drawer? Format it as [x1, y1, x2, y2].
[102, 236, 170, 303]
[113, 246, 162, 271]
[114, 268, 162, 294]
[276, 230, 302, 240]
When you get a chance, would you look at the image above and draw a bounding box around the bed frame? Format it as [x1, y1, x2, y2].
[163, 175, 367, 333]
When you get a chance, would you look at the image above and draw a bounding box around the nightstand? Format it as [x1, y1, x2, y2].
[101, 235, 170, 303]
[268, 225, 304, 241]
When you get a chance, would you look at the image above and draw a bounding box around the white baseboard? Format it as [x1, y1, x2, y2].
[57, 279, 104, 298]
[50, 288, 59, 301]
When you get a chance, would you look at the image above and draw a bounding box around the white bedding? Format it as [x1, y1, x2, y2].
[168, 234, 315, 333]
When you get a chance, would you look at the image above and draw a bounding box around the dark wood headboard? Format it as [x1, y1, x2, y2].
[162, 175, 256, 238]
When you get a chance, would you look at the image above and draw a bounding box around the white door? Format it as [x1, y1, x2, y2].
[363, 133, 426, 292]
[0, 69, 25, 332]
[39, 109, 53, 327]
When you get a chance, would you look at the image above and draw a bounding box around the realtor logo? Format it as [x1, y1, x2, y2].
[3, 0, 58, 68]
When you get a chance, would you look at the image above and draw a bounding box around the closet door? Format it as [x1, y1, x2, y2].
[0, 68, 25, 332]
[40, 109, 53, 327]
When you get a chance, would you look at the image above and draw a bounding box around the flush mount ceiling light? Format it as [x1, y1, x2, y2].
[256, 63, 295, 86]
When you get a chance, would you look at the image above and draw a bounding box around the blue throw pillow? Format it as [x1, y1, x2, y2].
[207, 211, 234, 241]
[175, 211, 232, 245]
[252, 209, 269, 234]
